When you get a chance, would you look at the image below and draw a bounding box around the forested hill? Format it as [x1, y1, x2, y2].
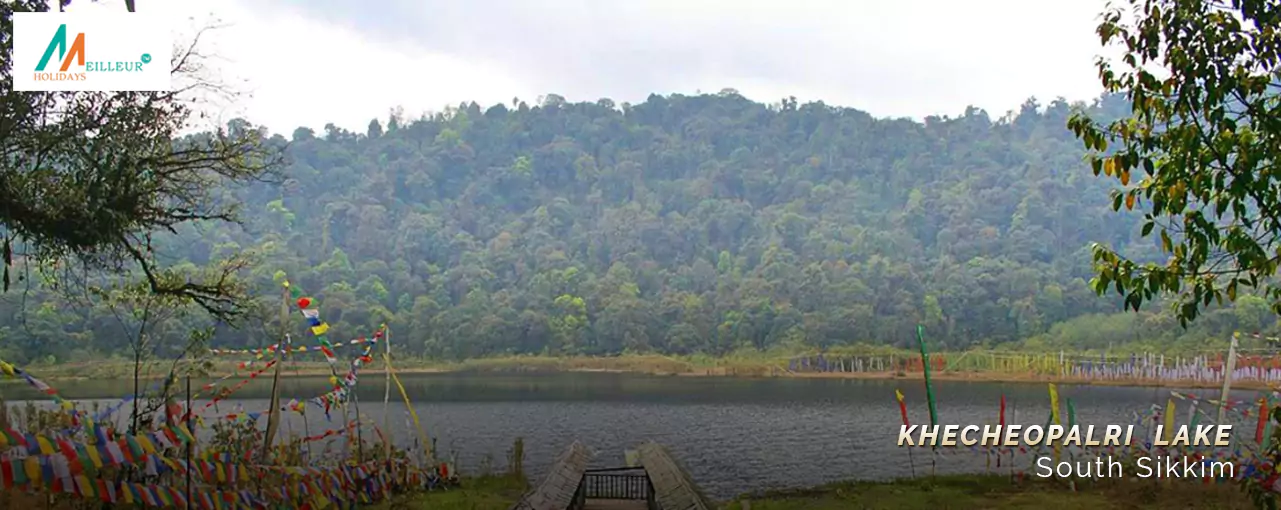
[4, 91, 1274, 364]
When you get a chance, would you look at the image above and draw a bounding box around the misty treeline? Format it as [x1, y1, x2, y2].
[2, 91, 1273, 364]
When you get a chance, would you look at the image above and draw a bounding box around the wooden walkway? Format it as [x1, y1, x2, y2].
[635, 442, 714, 510]
[511, 441, 593, 510]
[511, 441, 711, 510]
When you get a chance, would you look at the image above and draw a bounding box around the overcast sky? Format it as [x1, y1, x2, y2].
[69, 0, 1112, 136]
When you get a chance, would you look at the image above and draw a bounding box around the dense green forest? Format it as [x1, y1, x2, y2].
[1, 91, 1274, 364]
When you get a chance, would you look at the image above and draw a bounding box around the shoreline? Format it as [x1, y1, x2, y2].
[14, 355, 1278, 392]
[383, 472, 1253, 510]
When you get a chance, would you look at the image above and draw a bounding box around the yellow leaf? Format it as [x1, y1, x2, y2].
[1104, 158, 1116, 176]
[1125, 193, 1136, 210]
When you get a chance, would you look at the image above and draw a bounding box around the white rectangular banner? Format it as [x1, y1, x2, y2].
[11, 12, 172, 92]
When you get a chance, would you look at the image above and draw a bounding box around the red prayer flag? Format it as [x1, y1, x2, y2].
[895, 389, 909, 427]
[1257, 398, 1270, 444]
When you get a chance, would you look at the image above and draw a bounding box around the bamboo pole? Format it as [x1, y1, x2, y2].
[353, 389, 365, 464]
[1218, 333, 1239, 424]
[260, 285, 289, 463]
[383, 326, 392, 460]
[185, 375, 192, 507]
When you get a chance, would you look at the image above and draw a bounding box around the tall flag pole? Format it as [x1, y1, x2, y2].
[1218, 332, 1240, 424]
[916, 325, 939, 427]
[383, 325, 394, 461]
[260, 280, 289, 463]
[916, 325, 938, 476]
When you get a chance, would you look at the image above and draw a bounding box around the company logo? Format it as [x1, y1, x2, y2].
[13, 13, 171, 92]
[35, 24, 85, 72]
[32, 23, 153, 83]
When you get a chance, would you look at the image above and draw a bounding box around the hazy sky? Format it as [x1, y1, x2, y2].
[68, 0, 1112, 136]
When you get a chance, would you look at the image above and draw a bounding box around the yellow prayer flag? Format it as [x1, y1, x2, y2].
[1164, 398, 1176, 443]
[391, 363, 431, 461]
[1048, 384, 1061, 425]
[23, 457, 39, 482]
[1048, 383, 1061, 462]
[75, 475, 92, 497]
[36, 436, 55, 455]
[136, 435, 156, 454]
[311, 323, 330, 336]
[895, 389, 904, 403]
[85, 443, 103, 468]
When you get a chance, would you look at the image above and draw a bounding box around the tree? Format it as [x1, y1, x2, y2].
[91, 279, 212, 433]
[1068, 0, 1281, 327]
[0, 0, 282, 323]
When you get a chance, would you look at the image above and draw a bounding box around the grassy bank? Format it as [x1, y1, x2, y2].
[367, 474, 1253, 510]
[726, 474, 1252, 510]
[20, 351, 1278, 391]
[369, 474, 528, 510]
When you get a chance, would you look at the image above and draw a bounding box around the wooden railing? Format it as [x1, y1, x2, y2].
[576, 467, 656, 509]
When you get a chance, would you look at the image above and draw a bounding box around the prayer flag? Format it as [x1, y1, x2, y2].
[916, 325, 938, 428]
[895, 389, 909, 426]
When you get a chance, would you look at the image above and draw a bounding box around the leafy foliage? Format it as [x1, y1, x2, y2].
[1068, 0, 1281, 327]
[0, 1, 282, 323]
[3, 89, 1278, 362]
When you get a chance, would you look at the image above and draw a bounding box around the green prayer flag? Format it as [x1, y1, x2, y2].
[1067, 398, 1076, 428]
[10, 459, 26, 485]
[916, 325, 939, 428]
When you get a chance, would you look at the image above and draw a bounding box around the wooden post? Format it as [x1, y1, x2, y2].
[1218, 333, 1239, 424]
[353, 389, 365, 464]
[261, 284, 289, 462]
[383, 326, 393, 460]
[185, 375, 193, 507]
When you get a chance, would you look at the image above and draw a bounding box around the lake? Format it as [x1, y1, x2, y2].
[2, 372, 1263, 500]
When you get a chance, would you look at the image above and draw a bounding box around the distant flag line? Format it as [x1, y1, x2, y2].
[892, 325, 1281, 487]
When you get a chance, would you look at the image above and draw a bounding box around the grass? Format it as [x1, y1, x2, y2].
[724, 474, 1254, 510]
[362, 473, 1255, 509]
[368, 474, 528, 510]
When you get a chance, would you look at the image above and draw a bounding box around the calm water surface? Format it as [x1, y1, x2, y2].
[2, 373, 1263, 500]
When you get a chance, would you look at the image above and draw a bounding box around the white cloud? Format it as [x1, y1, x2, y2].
[72, 0, 1115, 135]
[73, 0, 534, 135]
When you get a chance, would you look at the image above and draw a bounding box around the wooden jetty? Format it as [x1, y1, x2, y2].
[510, 441, 712, 510]
[511, 441, 594, 510]
[634, 441, 714, 510]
